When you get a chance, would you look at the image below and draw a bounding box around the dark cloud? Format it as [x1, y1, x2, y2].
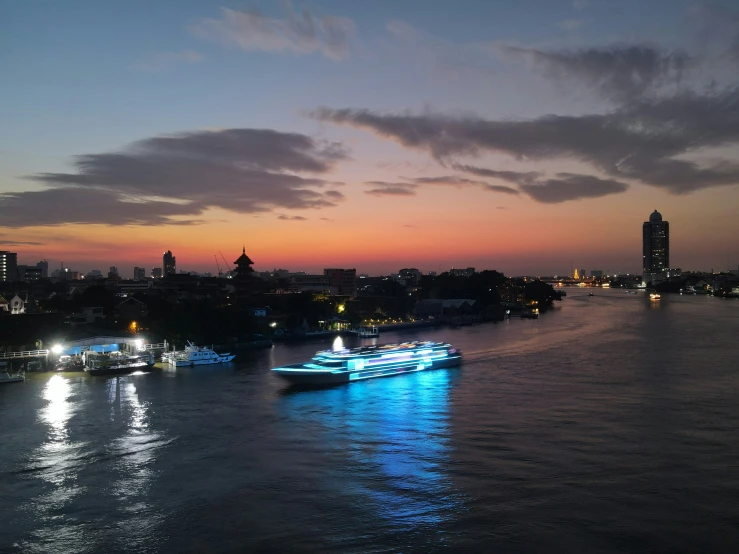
[452, 163, 622, 201]
[690, 3, 739, 63]
[0, 188, 207, 228]
[2, 128, 348, 227]
[519, 173, 628, 203]
[311, 88, 739, 194]
[364, 182, 418, 197]
[496, 206, 507, 210]
[405, 173, 521, 195]
[405, 175, 487, 186]
[500, 44, 690, 102]
[319, 217, 334, 222]
[277, 214, 308, 221]
[0, 236, 45, 245]
[191, 2, 356, 60]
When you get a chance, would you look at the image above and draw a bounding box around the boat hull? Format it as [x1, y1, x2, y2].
[85, 362, 153, 376]
[274, 354, 461, 386]
[163, 354, 235, 367]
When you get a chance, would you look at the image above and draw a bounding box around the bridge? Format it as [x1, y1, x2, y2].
[0, 349, 50, 360]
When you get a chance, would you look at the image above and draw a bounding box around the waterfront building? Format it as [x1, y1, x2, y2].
[324, 268, 357, 296]
[643, 210, 670, 285]
[163, 250, 176, 276]
[0, 251, 18, 282]
[133, 267, 146, 280]
[591, 270, 604, 279]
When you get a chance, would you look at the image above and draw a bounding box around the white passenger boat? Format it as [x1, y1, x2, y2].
[162, 342, 235, 367]
[271, 341, 462, 385]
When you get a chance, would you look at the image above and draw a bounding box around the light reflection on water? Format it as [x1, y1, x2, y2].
[279, 369, 462, 530]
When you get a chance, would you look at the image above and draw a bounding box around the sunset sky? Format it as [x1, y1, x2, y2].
[2, 0, 739, 277]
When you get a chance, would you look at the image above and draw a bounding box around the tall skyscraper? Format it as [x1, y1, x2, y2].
[133, 267, 146, 280]
[163, 250, 176, 276]
[0, 251, 18, 282]
[643, 210, 669, 284]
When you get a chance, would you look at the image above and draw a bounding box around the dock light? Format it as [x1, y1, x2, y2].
[134, 339, 143, 350]
[51, 344, 63, 354]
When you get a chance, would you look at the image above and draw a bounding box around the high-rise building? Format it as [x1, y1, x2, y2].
[643, 209, 670, 284]
[0, 251, 18, 282]
[109, 266, 119, 278]
[36, 260, 48, 278]
[151, 267, 163, 279]
[133, 267, 146, 280]
[163, 250, 176, 276]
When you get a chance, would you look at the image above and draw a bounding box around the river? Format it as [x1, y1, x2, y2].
[1, 289, 738, 553]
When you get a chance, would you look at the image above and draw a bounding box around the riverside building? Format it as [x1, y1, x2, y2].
[643, 210, 670, 285]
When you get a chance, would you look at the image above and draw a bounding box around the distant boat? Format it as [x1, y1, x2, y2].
[162, 342, 235, 367]
[588, 292, 594, 297]
[520, 308, 539, 319]
[357, 326, 380, 338]
[649, 292, 661, 300]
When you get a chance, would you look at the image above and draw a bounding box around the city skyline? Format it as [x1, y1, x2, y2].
[2, 1, 739, 275]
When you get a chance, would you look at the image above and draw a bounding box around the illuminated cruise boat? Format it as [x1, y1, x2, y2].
[271, 341, 462, 385]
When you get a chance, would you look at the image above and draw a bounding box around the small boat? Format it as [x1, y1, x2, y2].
[649, 292, 661, 300]
[520, 308, 539, 319]
[84, 352, 154, 376]
[162, 342, 235, 367]
[357, 326, 380, 338]
[0, 369, 24, 384]
[55, 355, 84, 372]
[272, 341, 461, 385]
[588, 292, 594, 297]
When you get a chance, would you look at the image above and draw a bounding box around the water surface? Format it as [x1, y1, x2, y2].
[1, 290, 738, 552]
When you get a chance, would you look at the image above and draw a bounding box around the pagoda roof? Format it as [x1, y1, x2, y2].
[234, 246, 254, 266]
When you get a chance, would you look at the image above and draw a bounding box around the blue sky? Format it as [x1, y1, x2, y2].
[1, 1, 738, 275]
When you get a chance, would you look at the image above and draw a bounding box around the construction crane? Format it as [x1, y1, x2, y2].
[219, 251, 233, 277]
[214, 255, 222, 278]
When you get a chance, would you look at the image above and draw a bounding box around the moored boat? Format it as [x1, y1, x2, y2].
[271, 340, 462, 385]
[84, 352, 154, 376]
[162, 342, 235, 367]
[357, 326, 380, 338]
[0, 367, 25, 384]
